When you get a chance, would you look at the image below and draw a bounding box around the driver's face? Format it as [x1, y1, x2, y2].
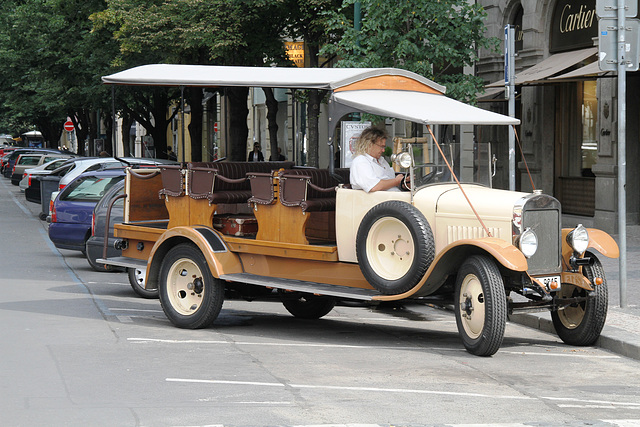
[368, 138, 386, 159]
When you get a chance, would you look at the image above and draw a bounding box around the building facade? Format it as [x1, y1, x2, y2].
[477, 0, 640, 233]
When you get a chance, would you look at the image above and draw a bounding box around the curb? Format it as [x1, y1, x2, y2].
[509, 313, 640, 361]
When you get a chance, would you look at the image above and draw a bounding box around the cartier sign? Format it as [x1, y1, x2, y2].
[550, 0, 597, 52]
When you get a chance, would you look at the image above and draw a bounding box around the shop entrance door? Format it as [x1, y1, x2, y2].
[554, 81, 597, 216]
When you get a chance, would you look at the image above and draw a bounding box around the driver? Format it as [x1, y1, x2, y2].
[350, 127, 404, 192]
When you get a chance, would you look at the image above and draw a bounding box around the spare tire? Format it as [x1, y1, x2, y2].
[356, 201, 434, 294]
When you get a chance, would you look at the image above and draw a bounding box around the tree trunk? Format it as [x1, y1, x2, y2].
[226, 87, 250, 161]
[263, 87, 278, 160]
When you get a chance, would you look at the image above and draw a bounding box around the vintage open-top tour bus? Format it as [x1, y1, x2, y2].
[99, 65, 619, 356]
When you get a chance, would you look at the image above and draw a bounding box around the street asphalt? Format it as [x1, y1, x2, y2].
[511, 225, 640, 361]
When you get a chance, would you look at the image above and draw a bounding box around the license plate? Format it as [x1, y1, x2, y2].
[535, 275, 561, 292]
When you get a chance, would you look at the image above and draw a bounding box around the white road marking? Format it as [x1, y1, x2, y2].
[501, 350, 620, 359]
[166, 378, 532, 400]
[129, 337, 426, 351]
[111, 308, 164, 313]
[166, 378, 640, 410]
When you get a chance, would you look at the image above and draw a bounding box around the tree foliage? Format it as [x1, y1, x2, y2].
[0, 0, 117, 152]
[93, 0, 291, 160]
[321, 0, 498, 103]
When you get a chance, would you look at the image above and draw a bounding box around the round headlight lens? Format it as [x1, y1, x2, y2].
[567, 224, 589, 254]
[394, 152, 412, 168]
[518, 228, 538, 258]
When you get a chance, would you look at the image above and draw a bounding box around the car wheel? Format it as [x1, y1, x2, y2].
[128, 267, 158, 299]
[279, 290, 336, 319]
[551, 252, 608, 346]
[356, 201, 434, 294]
[158, 243, 224, 329]
[454, 255, 507, 357]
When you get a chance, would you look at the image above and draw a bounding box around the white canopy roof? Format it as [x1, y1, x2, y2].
[332, 90, 519, 125]
[102, 64, 446, 92]
[103, 64, 518, 126]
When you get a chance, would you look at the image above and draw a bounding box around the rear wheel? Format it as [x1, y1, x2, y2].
[128, 267, 158, 299]
[454, 255, 507, 357]
[158, 243, 224, 329]
[279, 291, 336, 319]
[551, 252, 608, 346]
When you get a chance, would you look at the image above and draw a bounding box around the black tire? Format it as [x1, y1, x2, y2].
[356, 201, 434, 294]
[454, 255, 507, 357]
[279, 291, 336, 319]
[158, 243, 224, 329]
[128, 267, 158, 299]
[551, 252, 608, 346]
[38, 212, 47, 221]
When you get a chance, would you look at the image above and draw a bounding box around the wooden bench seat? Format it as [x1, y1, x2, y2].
[247, 168, 350, 244]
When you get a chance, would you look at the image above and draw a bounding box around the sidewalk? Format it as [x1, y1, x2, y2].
[511, 225, 640, 360]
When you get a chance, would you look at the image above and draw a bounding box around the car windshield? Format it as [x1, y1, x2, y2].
[61, 176, 124, 202]
[394, 141, 494, 188]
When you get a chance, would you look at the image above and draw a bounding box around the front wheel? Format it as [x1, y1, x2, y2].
[128, 267, 158, 299]
[551, 252, 608, 346]
[454, 255, 507, 357]
[158, 243, 224, 329]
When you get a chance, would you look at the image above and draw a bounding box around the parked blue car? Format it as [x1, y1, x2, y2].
[48, 170, 125, 253]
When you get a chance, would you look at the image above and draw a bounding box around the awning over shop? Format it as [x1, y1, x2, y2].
[486, 47, 598, 87]
[550, 61, 603, 80]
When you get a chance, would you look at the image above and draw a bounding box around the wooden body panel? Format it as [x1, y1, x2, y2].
[125, 170, 168, 222]
[237, 253, 371, 290]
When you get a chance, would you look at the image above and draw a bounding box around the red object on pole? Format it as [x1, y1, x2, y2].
[64, 120, 74, 132]
[213, 122, 218, 132]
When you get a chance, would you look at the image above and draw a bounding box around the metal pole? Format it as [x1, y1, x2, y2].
[111, 86, 117, 157]
[505, 25, 516, 191]
[617, 0, 627, 307]
[180, 86, 186, 162]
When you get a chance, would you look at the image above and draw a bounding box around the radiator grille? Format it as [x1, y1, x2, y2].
[522, 209, 561, 275]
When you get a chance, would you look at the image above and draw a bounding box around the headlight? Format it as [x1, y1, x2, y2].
[567, 224, 589, 254]
[518, 228, 538, 258]
[391, 152, 412, 168]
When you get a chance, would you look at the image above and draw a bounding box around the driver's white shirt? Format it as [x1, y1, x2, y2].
[350, 153, 400, 192]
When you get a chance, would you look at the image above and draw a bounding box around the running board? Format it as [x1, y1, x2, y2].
[219, 273, 380, 301]
[96, 256, 147, 270]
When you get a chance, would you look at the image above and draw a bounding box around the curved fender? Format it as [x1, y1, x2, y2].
[145, 226, 243, 290]
[374, 237, 527, 301]
[561, 228, 620, 263]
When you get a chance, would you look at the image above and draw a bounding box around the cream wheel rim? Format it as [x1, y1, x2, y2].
[167, 257, 205, 315]
[365, 217, 414, 280]
[556, 285, 585, 329]
[459, 274, 485, 339]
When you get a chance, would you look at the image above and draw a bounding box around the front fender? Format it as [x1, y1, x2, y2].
[145, 226, 243, 290]
[561, 228, 620, 265]
[374, 237, 526, 301]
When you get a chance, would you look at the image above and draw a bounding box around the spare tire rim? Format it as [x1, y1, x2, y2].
[459, 274, 485, 339]
[167, 257, 205, 316]
[365, 217, 414, 281]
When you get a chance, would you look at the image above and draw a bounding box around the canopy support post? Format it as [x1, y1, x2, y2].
[180, 86, 186, 162]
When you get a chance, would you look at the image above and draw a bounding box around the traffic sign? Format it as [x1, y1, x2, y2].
[64, 120, 74, 132]
[596, 0, 637, 18]
[213, 122, 218, 132]
[598, 18, 640, 72]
